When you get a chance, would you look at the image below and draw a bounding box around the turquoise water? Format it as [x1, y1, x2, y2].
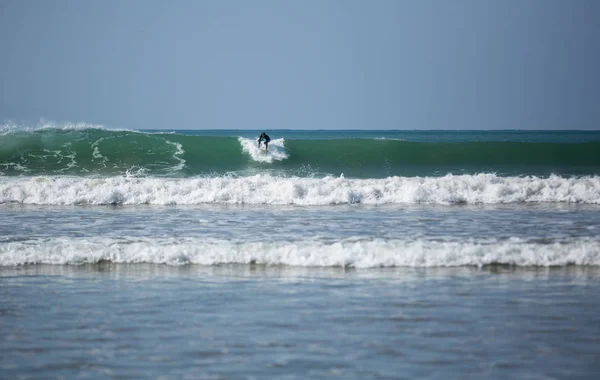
[1, 127, 600, 378]
[1, 128, 599, 177]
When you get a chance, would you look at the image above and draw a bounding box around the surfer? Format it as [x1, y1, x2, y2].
[258, 132, 271, 151]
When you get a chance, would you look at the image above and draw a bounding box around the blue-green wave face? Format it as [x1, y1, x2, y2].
[1, 128, 600, 177]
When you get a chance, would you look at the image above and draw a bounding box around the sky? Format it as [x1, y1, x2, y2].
[1, 0, 599, 130]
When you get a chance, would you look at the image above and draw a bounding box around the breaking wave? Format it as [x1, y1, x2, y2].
[1, 236, 598, 267]
[1, 174, 599, 205]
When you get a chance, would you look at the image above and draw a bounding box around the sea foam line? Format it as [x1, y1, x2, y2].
[1, 237, 598, 267]
[1, 174, 599, 205]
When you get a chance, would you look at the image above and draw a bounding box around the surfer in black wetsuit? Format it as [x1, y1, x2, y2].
[258, 132, 271, 151]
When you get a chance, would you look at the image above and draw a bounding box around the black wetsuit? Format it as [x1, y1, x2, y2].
[258, 133, 271, 150]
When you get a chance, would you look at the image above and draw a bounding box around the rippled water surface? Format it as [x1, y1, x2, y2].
[2, 203, 600, 242]
[2, 265, 600, 379]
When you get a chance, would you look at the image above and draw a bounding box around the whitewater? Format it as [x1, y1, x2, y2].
[2, 174, 600, 205]
[2, 236, 599, 267]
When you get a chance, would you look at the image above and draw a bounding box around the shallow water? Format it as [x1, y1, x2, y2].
[2, 202, 599, 240]
[2, 265, 599, 379]
[1, 203, 600, 378]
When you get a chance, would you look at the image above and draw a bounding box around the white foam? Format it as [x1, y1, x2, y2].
[91, 137, 108, 167]
[0, 120, 131, 134]
[374, 137, 406, 141]
[1, 174, 599, 205]
[238, 137, 289, 163]
[1, 237, 598, 267]
[165, 139, 187, 173]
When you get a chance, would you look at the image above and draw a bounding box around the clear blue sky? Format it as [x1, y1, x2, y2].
[1, 0, 599, 130]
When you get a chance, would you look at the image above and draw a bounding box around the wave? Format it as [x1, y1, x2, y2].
[0, 121, 129, 134]
[1, 174, 599, 205]
[1, 236, 598, 267]
[1, 128, 599, 177]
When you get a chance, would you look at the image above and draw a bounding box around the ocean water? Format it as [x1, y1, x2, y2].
[1, 126, 600, 378]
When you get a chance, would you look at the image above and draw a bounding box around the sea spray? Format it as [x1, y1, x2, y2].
[238, 137, 289, 163]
